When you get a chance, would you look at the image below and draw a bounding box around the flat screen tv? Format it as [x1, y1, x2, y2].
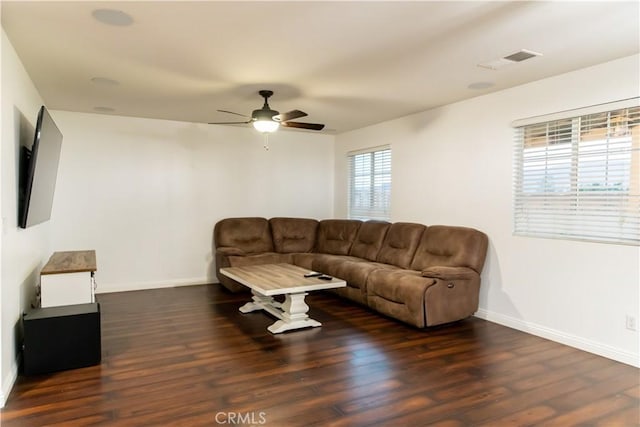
[18, 106, 63, 229]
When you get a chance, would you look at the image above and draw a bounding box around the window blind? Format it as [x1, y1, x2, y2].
[348, 146, 391, 221]
[513, 103, 639, 245]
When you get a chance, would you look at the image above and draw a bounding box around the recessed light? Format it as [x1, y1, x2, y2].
[90, 77, 120, 86]
[92, 9, 134, 26]
[93, 106, 115, 113]
[468, 82, 494, 90]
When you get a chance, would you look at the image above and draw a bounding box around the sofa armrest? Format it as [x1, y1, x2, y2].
[421, 266, 477, 280]
[422, 266, 481, 327]
[216, 246, 247, 257]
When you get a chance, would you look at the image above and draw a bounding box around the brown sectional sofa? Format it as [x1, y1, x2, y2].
[214, 217, 488, 328]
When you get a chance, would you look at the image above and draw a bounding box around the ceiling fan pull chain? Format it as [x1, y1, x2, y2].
[263, 133, 270, 151]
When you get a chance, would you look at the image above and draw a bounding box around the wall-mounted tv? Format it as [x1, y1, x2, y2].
[18, 106, 63, 229]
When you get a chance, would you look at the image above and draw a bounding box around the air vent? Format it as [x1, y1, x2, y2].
[504, 50, 541, 62]
[478, 49, 542, 70]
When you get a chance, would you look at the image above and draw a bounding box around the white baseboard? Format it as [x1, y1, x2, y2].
[475, 308, 639, 368]
[95, 277, 210, 294]
[0, 357, 19, 408]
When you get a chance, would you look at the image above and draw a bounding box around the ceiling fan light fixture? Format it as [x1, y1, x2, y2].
[253, 120, 279, 133]
[210, 90, 325, 132]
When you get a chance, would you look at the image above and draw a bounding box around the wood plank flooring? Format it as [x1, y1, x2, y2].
[1, 284, 638, 426]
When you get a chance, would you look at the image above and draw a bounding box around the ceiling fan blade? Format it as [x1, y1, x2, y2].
[281, 121, 325, 131]
[274, 110, 307, 122]
[217, 109, 249, 118]
[208, 120, 252, 125]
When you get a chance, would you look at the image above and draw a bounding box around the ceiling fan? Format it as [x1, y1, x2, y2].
[209, 90, 325, 132]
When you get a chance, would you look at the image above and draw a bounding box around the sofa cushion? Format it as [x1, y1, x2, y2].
[291, 253, 318, 270]
[376, 222, 426, 268]
[214, 217, 273, 254]
[270, 217, 319, 253]
[349, 220, 391, 261]
[410, 225, 488, 274]
[315, 219, 362, 255]
[322, 258, 396, 305]
[312, 254, 363, 273]
[333, 260, 398, 299]
[313, 255, 394, 285]
[335, 260, 397, 289]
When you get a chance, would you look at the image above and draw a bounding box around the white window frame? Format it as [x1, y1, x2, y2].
[513, 99, 639, 245]
[348, 145, 391, 221]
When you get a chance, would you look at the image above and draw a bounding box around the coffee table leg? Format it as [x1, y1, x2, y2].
[267, 292, 321, 334]
[239, 291, 280, 313]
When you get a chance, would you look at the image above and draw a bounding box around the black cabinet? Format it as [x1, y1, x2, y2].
[22, 303, 101, 375]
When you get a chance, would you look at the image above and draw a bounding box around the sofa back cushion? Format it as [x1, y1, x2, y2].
[214, 217, 273, 254]
[316, 219, 362, 255]
[376, 222, 426, 268]
[349, 220, 391, 261]
[410, 225, 488, 273]
[269, 217, 319, 253]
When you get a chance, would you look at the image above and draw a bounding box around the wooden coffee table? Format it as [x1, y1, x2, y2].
[220, 263, 346, 333]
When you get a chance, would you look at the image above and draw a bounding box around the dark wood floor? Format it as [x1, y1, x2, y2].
[1, 284, 638, 426]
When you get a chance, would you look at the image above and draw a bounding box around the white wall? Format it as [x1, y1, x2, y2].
[335, 54, 640, 366]
[49, 112, 335, 292]
[1, 30, 51, 406]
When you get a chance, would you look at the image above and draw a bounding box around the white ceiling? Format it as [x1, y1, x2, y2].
[2, 1, 639, 134]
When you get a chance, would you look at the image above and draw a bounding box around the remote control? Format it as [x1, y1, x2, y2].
[304, 272, 323, 278]
[318, 275, 333, 280]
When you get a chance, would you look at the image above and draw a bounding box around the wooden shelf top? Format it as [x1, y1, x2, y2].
[41, 250, 97, 275]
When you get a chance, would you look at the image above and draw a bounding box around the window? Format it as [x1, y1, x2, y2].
[348, 146, 391, 221]
[513, 101, 639, 245]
